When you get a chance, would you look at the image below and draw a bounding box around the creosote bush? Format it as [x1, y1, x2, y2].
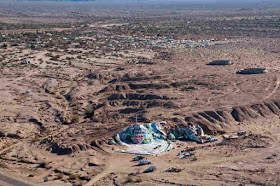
[84, 107, 94, 118]
[69, 174, 80, 180]
[71, 114, 80, 123]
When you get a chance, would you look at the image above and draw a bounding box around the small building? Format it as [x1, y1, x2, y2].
[207, 60, 232, 66]
[21, 60, 30, 64]
[139, 159, 151, 165]
[143, 166, 156, 173]
[236, 68, 267, 74]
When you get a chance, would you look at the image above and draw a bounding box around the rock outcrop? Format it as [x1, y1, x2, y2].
[49, 142, 92, 155]
[183, 100, 280, 134]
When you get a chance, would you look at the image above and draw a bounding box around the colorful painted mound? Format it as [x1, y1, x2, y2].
[115, 123, 171, 155]
[117, 123, 165, 144]
[115, 122, 217, 155]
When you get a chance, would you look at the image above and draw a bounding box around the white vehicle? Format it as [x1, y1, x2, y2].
[138, 159, 151, 165]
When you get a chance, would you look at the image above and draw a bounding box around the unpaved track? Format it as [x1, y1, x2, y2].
[0, 173, 32, 186]
[0, 169, 35, 186]
[265, 80, 280, 99]
[84, 156, 113, 186]
[84, 154, 128, 186]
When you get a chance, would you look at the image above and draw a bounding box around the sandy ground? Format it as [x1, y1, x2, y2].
[0, 35, 279, 185]
[0, 8, 280, 185]
[91, 118, 280, 186]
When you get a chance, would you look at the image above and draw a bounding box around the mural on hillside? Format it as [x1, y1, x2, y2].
[115, 120, 218, 155]
[118, 123, 165, 145]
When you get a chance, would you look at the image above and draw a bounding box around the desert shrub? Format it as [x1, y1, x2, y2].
[44, 129, 51, 135]
[31, 135, 40, 143]
[125, 176, 142, 183]
[126, 177, 134, 183]
[80, 175, 90, 181]
[84, 107, 94, 118]
[69, 174, 80, 180]
[191, 157, 198, 161]
[39, 162, 47, 168]
[135, 177, 142, 182]
[71, 115, 79, 123]
[56, 174, 64, 180]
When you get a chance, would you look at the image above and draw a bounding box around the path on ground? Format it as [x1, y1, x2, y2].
[0, 173, 33, 186]
[265, 79, 280, 99]
[84, 154, 129, 186]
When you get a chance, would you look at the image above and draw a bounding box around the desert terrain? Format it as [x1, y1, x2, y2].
[0, 2, 280, 185]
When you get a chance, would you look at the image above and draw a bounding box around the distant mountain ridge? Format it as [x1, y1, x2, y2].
[17, 0, 97, 1]
[16, 0, 280, 4]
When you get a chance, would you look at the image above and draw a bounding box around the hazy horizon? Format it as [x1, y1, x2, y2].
[1, 0, 280, 4]
[0, 0, 280, 13]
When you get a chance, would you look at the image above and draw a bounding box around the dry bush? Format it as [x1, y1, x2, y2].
[31, 135, 40, 143]
[2, 43, 7, 48]
[39, 161, 52, 169]
[84, 106, 94, 118]
[125, 176, 142, 183]
[71, 114, 80, 123]
[126, 177, 134, 183]
[80, 175, 90, 181]
[191, 157, 198, 161]
[135, 177, 142, 182]
[69, 174, 80, 180]
[56, 174, 64, 180]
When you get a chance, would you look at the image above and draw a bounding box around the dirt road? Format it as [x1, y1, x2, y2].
[0, 171, 34, 186]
